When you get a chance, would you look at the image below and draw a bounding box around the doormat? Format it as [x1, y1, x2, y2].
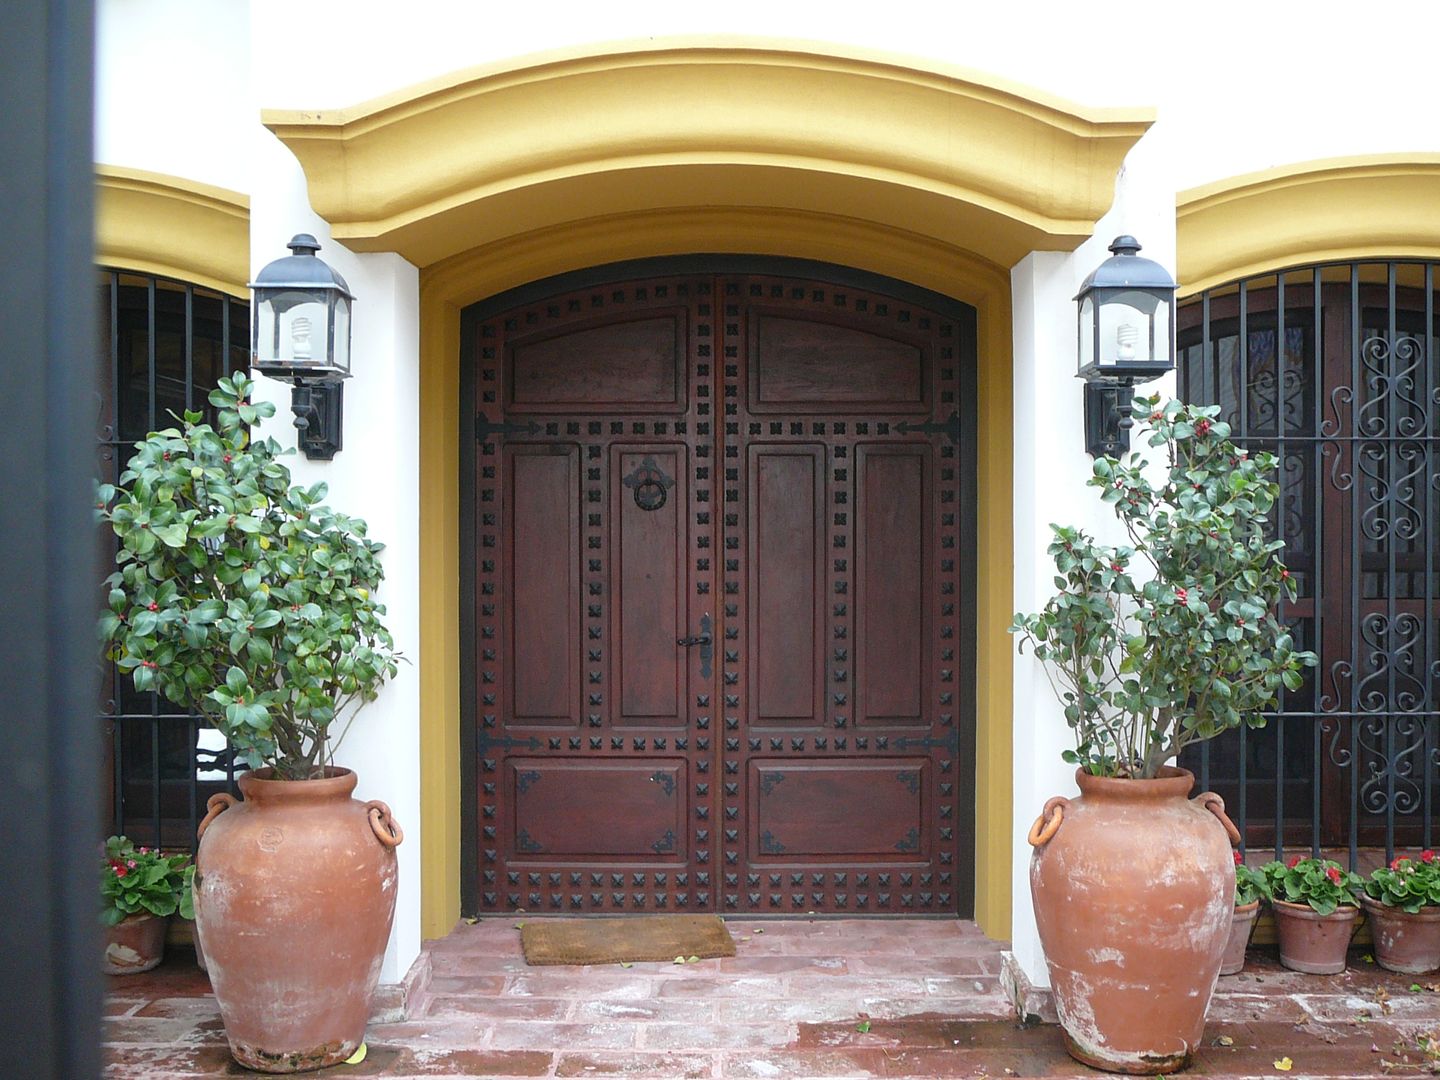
[519, 914, 736, 966]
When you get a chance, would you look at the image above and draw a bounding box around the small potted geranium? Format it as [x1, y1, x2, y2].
[1262, 855, 1363, 974]
[101, 836, 190, 974]
[1222, 853, 1270, 975]
[1361, 851, 1440, 974]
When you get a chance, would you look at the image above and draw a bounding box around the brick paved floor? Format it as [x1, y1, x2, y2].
[105, 919, 1440, 1078]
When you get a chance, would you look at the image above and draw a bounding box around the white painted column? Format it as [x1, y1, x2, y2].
[248, 121, 424, 984]
[1008, 140, 1177, 987]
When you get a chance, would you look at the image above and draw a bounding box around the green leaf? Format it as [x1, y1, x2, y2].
[225, 666, 248, 694]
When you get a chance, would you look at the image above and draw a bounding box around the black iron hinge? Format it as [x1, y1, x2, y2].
[893, 411, 961, 444]
[475, 411, 540, 442]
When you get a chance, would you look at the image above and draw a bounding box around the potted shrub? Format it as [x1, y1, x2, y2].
[1361, 851, 1440, 974]
[99, 373, 402, 1072]
[1013, 396, 1314, 1074]
[1221, 853, 1270, 976]
[101, 836, 189, 974]
[1260, 855, 1362, 974]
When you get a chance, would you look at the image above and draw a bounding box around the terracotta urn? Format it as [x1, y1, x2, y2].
[1028, 767, 1238, 1075]
[193, 768, 402, 1073]
[103, 912, 168, 975]
[1271, 899, 1358, 974]
[1360, 897, 1440, 975]
[1220, 900, 1261, 976]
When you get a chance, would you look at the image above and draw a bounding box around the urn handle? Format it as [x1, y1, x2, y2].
[197, 792, 237, 841]
[1194, 791, 1242, 844]
[366, 800, 404, 848]
[1027, 796, 1069, 847]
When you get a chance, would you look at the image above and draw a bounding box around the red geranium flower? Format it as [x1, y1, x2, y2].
[1391, 857, 1404, 870]
[1287, 854, 1302, 869]
[114, 864, 128, 878]
[1423, 850, 1436, 863]
[1326, 866, 1342, 885]
[1233, 850, 1243, 866]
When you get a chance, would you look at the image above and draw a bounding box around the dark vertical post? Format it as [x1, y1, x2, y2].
[0, 0, 102, 1077]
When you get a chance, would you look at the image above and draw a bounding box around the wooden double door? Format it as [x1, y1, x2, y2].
[462, 262, 976, 917]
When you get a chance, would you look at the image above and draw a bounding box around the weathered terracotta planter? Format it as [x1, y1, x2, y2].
[194, 768, 402, 1073]
[1029, 767, 1237, 1075]
[1220, 900, 1260, 976]
[103, 912, 168, 974]
[1360, 897, 1440, 975]
[1271, 899, 1358, 974]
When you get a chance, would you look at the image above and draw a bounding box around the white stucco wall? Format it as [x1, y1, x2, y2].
[97, 0, 1440, 990]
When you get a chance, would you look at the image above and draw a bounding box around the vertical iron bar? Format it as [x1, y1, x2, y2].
[1275, 274, 1287, 854]
[184, 282, 194, 411]
[1201, 290, 1215, 407]
[109, 271, 124, 836]
[1236, 280, 1250, 840]
[1311, 266, 1324, 859]
[146, 276, 156, 432]
[1349, 263, 1361, 869]
[1384, 262, 1398, 866]
[1426, 262, 1436, 853]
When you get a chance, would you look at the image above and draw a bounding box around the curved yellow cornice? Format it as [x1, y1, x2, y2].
[1177, 154, 1440, 295]
[264, 36, 1153, 269]
[95, 166, 250, 296]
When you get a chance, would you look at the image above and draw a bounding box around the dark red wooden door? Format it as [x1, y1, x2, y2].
[465, 266, 973, 916]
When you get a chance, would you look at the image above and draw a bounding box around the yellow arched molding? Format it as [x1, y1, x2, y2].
[94, 166, 250, 296]
[265, 36, 1152, 270]
[1177, 154, 1440, 296]
[418, 206, 1015, 941]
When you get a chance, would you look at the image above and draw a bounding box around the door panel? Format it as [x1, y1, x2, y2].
[467, 266, 974, 916]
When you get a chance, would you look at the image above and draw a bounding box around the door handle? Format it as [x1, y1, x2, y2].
[677, 613, 713, 678]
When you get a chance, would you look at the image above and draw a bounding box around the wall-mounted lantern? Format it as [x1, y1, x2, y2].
[249, 234, 353, 460]
[1075, 235, 1177, 457]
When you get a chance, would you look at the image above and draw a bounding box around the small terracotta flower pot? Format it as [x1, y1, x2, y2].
[1271, 899, 1359, 974]
[1220, 900, 1260, 975]
[104, 912, 168, 975]
[1360, 897, 1440, 975]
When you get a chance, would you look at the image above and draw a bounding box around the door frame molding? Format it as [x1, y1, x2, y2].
[457, 255, 978, 918]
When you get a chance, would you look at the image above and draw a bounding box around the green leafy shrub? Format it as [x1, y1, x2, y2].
[1263, 855, 1362, 916]
[102, 836, 190, 926]
[98, 373, 400, 779]
[1011, 396, 1316, 778]
[1365, 851, 1440, 914]
[1234, 852, 1269, 907]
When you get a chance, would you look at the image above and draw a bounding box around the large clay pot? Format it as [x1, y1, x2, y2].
[1271, 899, 1358, 974]
[1220, 900, 1260, 976]
[103, 912, 168, 974]
[194, 768, 402, 1073]
[1028, 767, 1238, 1075]
[1359, 897, 1440, 975]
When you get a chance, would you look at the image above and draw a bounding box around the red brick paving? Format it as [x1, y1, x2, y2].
[104, 919, 1440, 1078]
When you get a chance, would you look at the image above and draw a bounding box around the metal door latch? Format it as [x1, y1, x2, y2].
[677, 613, 713, 678]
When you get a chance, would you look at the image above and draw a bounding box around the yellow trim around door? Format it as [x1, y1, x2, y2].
[418, 206, 1015, 941]
[94, 165, 250, 296]
[1177, 154, 1440, 296]
[264, 36, 1152, 271]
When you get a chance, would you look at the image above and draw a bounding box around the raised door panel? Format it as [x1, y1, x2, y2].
[749, 760, 929, 861]
[748, 444, 825, 726]
[613, 446, 689, 726]
[510, 760, 686, 861]
[854, 445, 930, 726]
[505, 445, 580, 727]
[748, 310, 929, 414]
[507, 311, 687, 413]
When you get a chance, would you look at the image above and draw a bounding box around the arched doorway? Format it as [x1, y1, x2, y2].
[459, 257, 977, 916]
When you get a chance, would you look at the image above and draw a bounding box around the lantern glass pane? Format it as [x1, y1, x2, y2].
[1097, 288, 1160, 368]
[330, 295, 351, 375]
[1078, 295, 1095, 375]
[265, 287, 329, 371]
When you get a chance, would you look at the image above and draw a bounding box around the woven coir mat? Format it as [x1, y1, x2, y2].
[519, 914, 736, 966]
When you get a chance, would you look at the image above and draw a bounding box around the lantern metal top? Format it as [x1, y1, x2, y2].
[1074, 235, 1176, 299]
[248, 234, 355, 298]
